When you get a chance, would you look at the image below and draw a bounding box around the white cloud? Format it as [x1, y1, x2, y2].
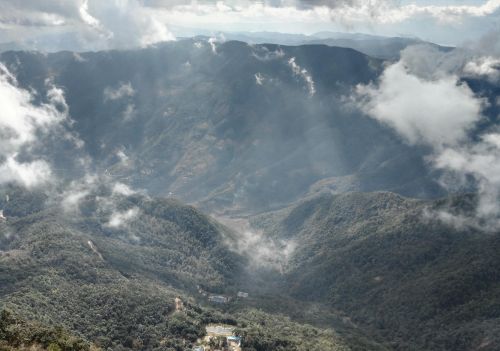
[0, 0, 175, 50]
[60, 174, 139, 217]
[288, 57, 316, 96]
[61, 188, 90, 212]
[103, 82, 135, 101]
[208, 33, 225, 54]
[0, 0, 499, 49]
[254, 72, 264, 85]
[216, 216, 296, 271]
[112, 182, 135, 196]
[79, 0, 102, 31]
[60, 175, 97, 212]
[0, 157, 52, 188]
[252, 46, 285, 61]
[106, 207, 139, 228]
[433, 134, 500, 230]
[159, 1, 500, 37]
[87, 0, 175, 48]
[116, 149, 129, 163]
[463, 56, 500, 83]
[0, 62, 67, 188]
[356, 45, 500, 230]
[356, 60, 483, 148]
[122, 104, 136, 121]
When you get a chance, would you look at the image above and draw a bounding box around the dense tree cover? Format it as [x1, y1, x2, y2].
[0, 187, 237, 350]
[233, 309, 350, 351]
[252, 192, 500, 350]
[4, 186, 500, 350]
[0, 310, 97, 351]
[0, 187, 354, 350]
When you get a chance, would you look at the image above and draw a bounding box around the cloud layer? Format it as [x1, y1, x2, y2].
[0, 63, 67, 188]
[356, 59, 483, 147]
[0, 0, 175, 50]
[356, 44, 500, 230]
[1, 0, 499, 50]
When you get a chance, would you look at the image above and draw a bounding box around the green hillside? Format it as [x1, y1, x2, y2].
[0, 187, 361, 350]
[251, 192, 500, 350]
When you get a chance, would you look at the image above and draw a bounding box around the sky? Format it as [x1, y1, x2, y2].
[0, 0, 498, 51]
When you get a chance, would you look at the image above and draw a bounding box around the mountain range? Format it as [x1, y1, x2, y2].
[1, 35, 499, 351]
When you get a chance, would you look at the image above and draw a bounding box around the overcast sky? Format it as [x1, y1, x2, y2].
[0, 0, 498, 50]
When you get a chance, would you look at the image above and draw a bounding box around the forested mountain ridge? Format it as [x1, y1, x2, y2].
[1, 35, 499, 351]
[251, 192, 500, 350]
[0, 186, 370, 351]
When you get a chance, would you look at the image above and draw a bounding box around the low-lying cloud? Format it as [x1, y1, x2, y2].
[0, 62, 67, 188]
[463, 56, 500, 83]
[356, 44, 500, 230]
[216, 216, 296, 272]
[288, 57, 316, 97]
[106, 207, 140, 228]
[356, 59, 483, 147]
[103, 82, 135, 101]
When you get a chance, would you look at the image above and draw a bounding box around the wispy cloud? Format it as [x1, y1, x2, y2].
[103, 82, 135, 102]
[288, 57, 316, 96]
[216, 216, 296, 272]
[254, 72, 265, 85]
[106, 207, 140, 228]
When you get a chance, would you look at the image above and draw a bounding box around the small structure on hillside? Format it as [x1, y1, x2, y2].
[0, 210, 6, 222]
[237, 291, 248, 298]
[205, 325, 235, 337]
[227, 336, 242, 347]
[208, 295, 229, 304]
[174, 297, 184, 312]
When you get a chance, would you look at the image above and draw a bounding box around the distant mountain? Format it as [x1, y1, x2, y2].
[2, 28, 499, 351]
[0, 39, 445, 214]
[219, 31, 452, 59]
[251, 192, 500, 350]
[0, 30, 446, 60]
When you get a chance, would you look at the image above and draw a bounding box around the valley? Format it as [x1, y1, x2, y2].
[0, 20, 499, 351]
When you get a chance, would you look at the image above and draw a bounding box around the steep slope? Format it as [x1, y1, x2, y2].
[0, 40, 443, 213]
[0, 186, 367, 351]
[0, 310, 99, 351]
[0, 186, 239, 350]
[251, 192, 500, 350]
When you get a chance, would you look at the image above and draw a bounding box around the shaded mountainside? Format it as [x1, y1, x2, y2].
[0, 187, 367, 351]
[0, 40, 443, 213]
[252, 192, 500, 351]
